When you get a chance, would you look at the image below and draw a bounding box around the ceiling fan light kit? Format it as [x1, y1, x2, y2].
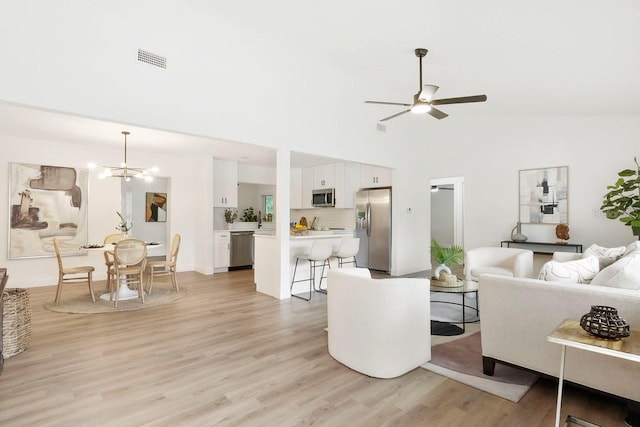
[88, 131, 158, 182]
[365, 48, 487, 122]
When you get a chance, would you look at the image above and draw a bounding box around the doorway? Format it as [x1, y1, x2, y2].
[430, 176, 464, 249]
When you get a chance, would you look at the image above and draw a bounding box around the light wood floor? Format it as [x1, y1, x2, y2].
[0, 270, 627, 426]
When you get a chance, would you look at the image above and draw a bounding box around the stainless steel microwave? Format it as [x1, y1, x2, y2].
[312, 188, 335, 207]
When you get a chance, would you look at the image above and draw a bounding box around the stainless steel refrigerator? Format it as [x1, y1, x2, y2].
[355, 188, 391, 272]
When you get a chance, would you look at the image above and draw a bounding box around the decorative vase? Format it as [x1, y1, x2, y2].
[579, 305, 630, 339]
[432, 264, 451, 279]
[226, 223, 233, 230]
[511, 222, 527, 242]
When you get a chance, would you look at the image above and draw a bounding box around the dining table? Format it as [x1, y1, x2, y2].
[81, 242, 162, 301]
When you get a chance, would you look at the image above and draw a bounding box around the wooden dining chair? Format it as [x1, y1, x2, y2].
[53, 238, 96, 306]
[146, 234, 181, 295]
[103, 233, 125, 292]
[112, 239, 147, 308]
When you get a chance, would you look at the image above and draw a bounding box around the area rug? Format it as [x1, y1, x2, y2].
[43, 287, 187, 314]
[421, 331, 538, 402]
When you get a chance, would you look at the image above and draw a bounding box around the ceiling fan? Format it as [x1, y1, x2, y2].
[365, 48, 487, 122]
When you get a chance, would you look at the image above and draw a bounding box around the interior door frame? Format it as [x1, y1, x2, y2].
[430, 176, 464, 248]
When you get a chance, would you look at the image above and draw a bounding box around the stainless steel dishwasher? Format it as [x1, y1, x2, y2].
[230, 231, 254, 269]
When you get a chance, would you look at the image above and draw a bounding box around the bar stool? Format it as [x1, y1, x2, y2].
[332, 237, 360, 268]
[290, 240, 333, 301]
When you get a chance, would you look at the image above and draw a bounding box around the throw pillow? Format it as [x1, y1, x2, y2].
[623, 241, 640, 257]
[583, 244, 626, 269]
[538, 256, 599, 284]
[590, 253, 640, 290]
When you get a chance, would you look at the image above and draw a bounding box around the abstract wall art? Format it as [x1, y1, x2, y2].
[145, 192, 167, 222]
[519, 166, 569, 224]
[9, 162, 88, 258]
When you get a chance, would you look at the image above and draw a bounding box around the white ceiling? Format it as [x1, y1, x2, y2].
[1, 1, 639, 166]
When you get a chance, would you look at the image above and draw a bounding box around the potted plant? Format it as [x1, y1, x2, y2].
[241, 207, 258, 222]
[224, 209, 237, 229]
[430, 238, 464, 280]
[116, 211, 132, 237]
[600, 156, 640, 239]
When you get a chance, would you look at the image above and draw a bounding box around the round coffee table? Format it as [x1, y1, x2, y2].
[430, 279, 480, 333]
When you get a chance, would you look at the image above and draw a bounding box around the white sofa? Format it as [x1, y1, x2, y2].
[464, 247, 533, 281]
[327, 268, 431, 379]
[479, 242, 640, 403]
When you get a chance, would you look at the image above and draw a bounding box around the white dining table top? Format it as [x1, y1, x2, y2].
[80, 242, 163, 251]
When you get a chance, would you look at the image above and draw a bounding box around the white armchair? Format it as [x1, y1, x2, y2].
[464, 247, 533, 281]
[327, 268, 431, 379]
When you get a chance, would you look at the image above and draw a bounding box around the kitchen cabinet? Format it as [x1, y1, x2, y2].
[290, 167, 303, 209]
[360, 164, 392, 188]
[213, 160, 238, 207]
[334, 162, 359, 209]
[301, 167, 314, 209]
[214, 231, 231, 271]
[300, 162, 358, 209]
[313, 163, 336, 189]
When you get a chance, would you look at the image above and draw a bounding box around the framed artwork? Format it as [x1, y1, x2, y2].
[145, 192, 167, 222]
[519, 166, 568, 224]
[9, 162, 88, 258]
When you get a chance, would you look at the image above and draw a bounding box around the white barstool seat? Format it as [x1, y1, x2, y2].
[332, 237, 360, 268]
[290, 240, 333, 301]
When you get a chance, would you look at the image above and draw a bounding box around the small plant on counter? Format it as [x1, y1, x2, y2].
[241, 207, 258, 222]
[224, 209, 238, 224]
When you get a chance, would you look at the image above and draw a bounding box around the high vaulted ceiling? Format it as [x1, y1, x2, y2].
[0, 1, 639, 166]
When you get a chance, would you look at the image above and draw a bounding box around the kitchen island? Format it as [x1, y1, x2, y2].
[254, 231, 354, 299]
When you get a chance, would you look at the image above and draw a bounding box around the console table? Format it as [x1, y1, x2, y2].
[501, 240, 582, 254]
[547, 319, 640, 427]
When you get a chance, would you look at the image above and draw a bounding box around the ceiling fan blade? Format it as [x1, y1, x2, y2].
[365, 101, 412, 107]
[427, 107, 448, 120]
[431, 95, 487, 105]
[418, 84, 439, 101]
[380, 109, 411, 122]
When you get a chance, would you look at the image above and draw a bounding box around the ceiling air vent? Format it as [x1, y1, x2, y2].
[137, 49, 166, 69]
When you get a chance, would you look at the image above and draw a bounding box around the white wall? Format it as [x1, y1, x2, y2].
[419, 115, 640, 251]
[0, 135, 211, 287]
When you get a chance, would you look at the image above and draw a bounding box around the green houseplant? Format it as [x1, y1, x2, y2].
[430, 238, 464, 279]
[600, 156, 640, 238]
[224, 209, 237, 229]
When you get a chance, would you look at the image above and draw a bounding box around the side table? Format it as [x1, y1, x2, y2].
[430, 280, 479, 333]
[547, 319, 640, 427]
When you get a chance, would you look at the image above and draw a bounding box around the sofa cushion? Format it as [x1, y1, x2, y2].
[583, 244, 626, 269]
[590, 253, 640, 290]
[470, 266, 513, 279]
[538, 256, 599, 284]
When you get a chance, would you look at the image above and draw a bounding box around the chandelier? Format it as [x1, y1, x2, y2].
[89, 131, 158, 182]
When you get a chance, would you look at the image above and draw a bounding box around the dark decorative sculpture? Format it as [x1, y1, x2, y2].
[555, 223, 570, 244]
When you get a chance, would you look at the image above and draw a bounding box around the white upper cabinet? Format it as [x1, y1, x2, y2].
[213, 159, 238, 207]
[334, 162, 359, 209]
[313, 163, 336, 189]
[360, 164, 392, 188]
[301, 167, 314, 209]
[299, 162, 358, 209]
[290, 167, 303, 209]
